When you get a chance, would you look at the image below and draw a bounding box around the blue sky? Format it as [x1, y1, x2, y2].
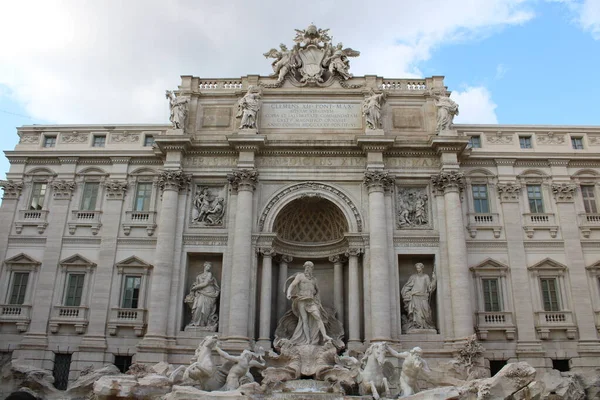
[1, 0, 599, 178]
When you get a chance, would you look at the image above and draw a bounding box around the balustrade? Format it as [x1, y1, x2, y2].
[15, 210, 49, 234]
[49, 306, 88, 334]
[522, 213, 558, 238]
[123, 211, 157, 236]
[198, 80, 243, 90]
[107, 307, 147, 336]
[467, 213, 502, 238]
[475, 311, 515, 340]
[534, 310, 577, 340]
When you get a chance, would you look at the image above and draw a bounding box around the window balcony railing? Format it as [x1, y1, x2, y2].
[475, 311, 515, 340]
[595, 310, 600, 335]
[15, 209, 49, 234]
[49, 305, 88, 334]
[122, 211, 157, 236]
[107, 307, 147, 336]
[0, 304, 32, 332]
[534, 310, 577, 340]
[578, 213, 600, 238]
[522, 213, 559, 238]
[68, 210, 102, 235]
[467, 213, 502, 238]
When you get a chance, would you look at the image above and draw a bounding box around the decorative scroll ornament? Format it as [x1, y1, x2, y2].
[111, 132, 140, 143]
[227, 168, 258, 192]
[551, 183, 577, 202]
[397, 187, 430, 228]
[496, 182, 521, 202]
[18, 133, 40, 144]
[363, 170, 395, 191]
[0, 180, 24, 199]
[430, 171, 465, 192]
[262, 24, 360, 88]
[192, 186, 226, 226]
[165, 90, 189, 131]
[103, 179, 128, 200]
[61, 132, 88, 143]
[51, 180, 76, 199]
[536, 131, 566, 145]
[486, 132, 513, 145]
[157, 169, 191, 192]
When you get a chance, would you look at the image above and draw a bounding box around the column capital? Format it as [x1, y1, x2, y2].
[363, 170, 394, 192]
[0, 180, 23, 200]
[51, 180, 76, 200]
[277, 254, 293, 264]
[497, 181, 521, 203]
[552, 182, 577, 203]
[345, 247, 363, 257]
[103, 179, 128, 200]
[259, 247, 276, 257]
[329, 254, 347, 264]
[157, 169, 191, 192]
[431, 171, 465, 193]
[228, 168, 258, 192]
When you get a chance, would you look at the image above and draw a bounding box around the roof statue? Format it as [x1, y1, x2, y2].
[263, 24, 360, 88]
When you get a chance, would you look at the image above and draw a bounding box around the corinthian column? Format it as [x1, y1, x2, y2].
[142, 169, 190, 350]
[277, 255, 293, 320]
[258, 247, 275, 346]
[431, 171, 473, 340]
[363, 170, 394, 342]
[226, 168, 258, 345]
[329, 254, 346, 322]
[345, 247, 362, 347]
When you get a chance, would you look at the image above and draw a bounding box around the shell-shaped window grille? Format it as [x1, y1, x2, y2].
[273, 197, 348, 243]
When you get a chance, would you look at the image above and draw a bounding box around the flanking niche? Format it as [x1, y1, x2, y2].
[190, 184, 226, 227]
[396, 186, 431, 229]
[398, 255, 437, 334]
[182, 253, 223, 332]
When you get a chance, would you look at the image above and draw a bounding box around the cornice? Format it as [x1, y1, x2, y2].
[183, 235, 229, 246]
[466, 241, 508, 249]
[581, 241, 600, 249]
[523, 241, 565, 249]
[393, 236, 439, 247]
[8, 236, 47, 246]
[61, 237, 102, 246]
[117, 238, 158, 246]
[259, 149, 364, 157]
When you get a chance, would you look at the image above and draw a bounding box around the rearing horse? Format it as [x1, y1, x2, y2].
[357, 342, 391, 399]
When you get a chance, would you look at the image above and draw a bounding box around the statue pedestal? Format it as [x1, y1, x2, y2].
[236, 128, 259, 135]
[166, 128, 185, 135]
[365, 128, 385, 136]
[183, 325, 217, 334]
[406, 328, 438, 335]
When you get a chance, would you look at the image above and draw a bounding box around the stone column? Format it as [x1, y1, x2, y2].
[140, 169, 189, 356]
[345, 248, 362, 348]
[431, 171, 473, 340]
[329, 254, 346, 323]
[277, 255, 292, 320]
[225, 168, 258, 346]
[258, 247, 275, 347]
[363, 170, 394, 342]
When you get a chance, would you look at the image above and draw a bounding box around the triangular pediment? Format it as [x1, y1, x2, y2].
[586, 261, 600, 272]
[5, 253, 41, 266]
[528, 258, 567, 271]
[115, 256, 153, 269]
[469, 258, 509, 271]
[59, 254, 97, 267]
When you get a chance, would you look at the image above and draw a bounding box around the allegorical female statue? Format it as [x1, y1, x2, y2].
[165, 90, 189, 130]
[433, 91, 459, 133]
[236, 86, 262, 129]
[401, 263, 437, 331]
[362, 89, 387, 130]
[185, 262, 220, 330]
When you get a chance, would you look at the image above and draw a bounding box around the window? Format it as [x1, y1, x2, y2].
[144, 135, 155, 147]
[472, 184, 489, 213]
[114, 355, 133, 373]
[527, 185, 544, 213]
[489, 360, 507, 376]
[552, 359, 570, 372]
[80, 182, 100, 211]
[482, 278, 501, 312]
[29, 182, 47, 210]
[469, 136, 481, 149]
[64, 273, 85, 306]
[53, 353, 72, 390]
[134, 182, 153, 211]
[519, 136, 532, 149]
[121, 276, 141, 308]
[581, 185, 598, 214]
[8, 272, 29, 305]
[571, 137, 584, 150]
[43, 135, 57, 148]
[92, 135, 106, 147]
[540, 278, 560, 311]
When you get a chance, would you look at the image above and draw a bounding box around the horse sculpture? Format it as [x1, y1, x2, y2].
[182, 335, 219, 388]
[357, 342, 394, 399]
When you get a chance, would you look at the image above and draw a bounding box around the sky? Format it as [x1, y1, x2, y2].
[0, 0, 599, 178]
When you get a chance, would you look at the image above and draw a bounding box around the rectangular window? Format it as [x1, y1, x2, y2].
[527, 185, 544, 213]
[53, 353, 72, 390]
[9, 272, 29, 305]
[144, 135, 155, 147]
[121, 275, 141, 309]
[64, 273, 85, 307]
[114, 355, 133, 373]
[472, 184, 490, 213]
[469, 136, 481, 149]
[134, 183, 153, 211]
[540, 278, 560, 311]
[519, 136, 532, 149]
[571, 137, 584, 150]
[43, 136, 57, 148]
[80, 182, 100, 211]
[581, 185, 598, 214]
[482, 278, 501, 312]
[29, 182, 47, 210]
[92, 135, 106, 147]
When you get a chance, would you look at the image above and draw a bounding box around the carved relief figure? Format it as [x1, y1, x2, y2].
[236, 86, 262, 129]
[215, 346, 265, 391]
[397, 188, 429, 228]
[401, 263, 437, 332]
[165, 90, 189, 130]
[192, 186, 225, 226]
[322, 42, 360, 80]
[387, 345, 431, 397]
[263, 44, 298, 83]
[185, 262, 220, 330]
[362, 89, 387, 130]
[433, 91, 459, 133]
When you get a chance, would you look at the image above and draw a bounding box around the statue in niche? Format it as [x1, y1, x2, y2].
[236, 86, 262, 129]
[432, 91, 459, 134]
[401, 263, 437, 332]
[263, 44, 299, 83]
[192, 186, 225, 226]
[362, 89, 387, 130]
[165, 90, 189, 130]
[214, 346, 265, 391]
[185, 262, 220, 330]
[322, 42, 360, 80]
[274, 261, 344, 349]
[387, 345, 431, 396]
[397, 188, 429, 228]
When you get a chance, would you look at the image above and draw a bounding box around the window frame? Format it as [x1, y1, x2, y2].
[528, 258, 571, 314]
[468, 135, 481, 149]
[526, 184, 545, 214]
[56, 254, 97, 309]
[540, 277, 561, 312]
[471, 184, 490, 214]
[571, 136, 584, 150]
[43, 135, 57, 148]
[111, 256, 153, 311]
[519, 136, 532, 149]
[92, 135, 106, 148]
[120, 275, 142, 309]
[580, 184, 598, 214]
[79, 181, 101, 211]
[1, 254, 41, 307]
[133, 181, 154, 212]
[470, 259, 512, 314]
[143, 134, 155, 147]
[29, 182, 48, 210]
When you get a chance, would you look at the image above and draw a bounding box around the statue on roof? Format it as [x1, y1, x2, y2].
[432, 90, 459, 134]
[165, 90, 189, 131]
[236, 86, 262, 130]
[263, 44, 299, 84]
[323, 42, 360, 81]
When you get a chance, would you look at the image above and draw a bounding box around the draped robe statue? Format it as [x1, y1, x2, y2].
[401, 263, 437, 331]
[185, 262, 220, 329]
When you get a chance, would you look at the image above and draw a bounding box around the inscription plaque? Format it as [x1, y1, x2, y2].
[261, 102, 362, 129]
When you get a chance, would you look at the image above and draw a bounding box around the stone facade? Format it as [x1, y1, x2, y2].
[1, 27, 600, 390]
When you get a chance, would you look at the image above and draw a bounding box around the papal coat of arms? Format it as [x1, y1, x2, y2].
[263, 24, 360, 87]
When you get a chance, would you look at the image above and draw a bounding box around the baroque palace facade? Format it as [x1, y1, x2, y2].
[2, 26, 600, 387]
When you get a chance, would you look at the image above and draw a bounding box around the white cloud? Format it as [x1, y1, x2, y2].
[451, 87, 499, 124]
[548, 0, 600, 39]
[0, 0, 534, 124]
[495, 64, 508, 80]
